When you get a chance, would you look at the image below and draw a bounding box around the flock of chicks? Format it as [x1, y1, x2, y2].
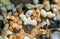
[0, 0, 60, 39]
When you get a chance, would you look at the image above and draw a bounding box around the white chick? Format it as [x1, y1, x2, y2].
[32, 0, 39, 4]
[25, 10, 33, 17]
[47, 12, 55, 18]
[40, 9, 47, 17]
